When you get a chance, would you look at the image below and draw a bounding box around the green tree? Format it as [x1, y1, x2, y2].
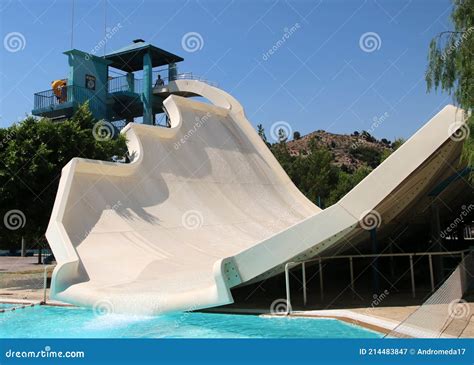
[349, 146, 382, 168]
[327, 166, 372, 206]
[426, 0, 473, 175]
[277, 128, 288, 143]
[297, 145, 339, 205]
[0, 104, 127, 252]
[257, 123, 271, 148]
[391, 137, 405, 150]
[271, 136, 294, 169]
[271, 138, 339, 207]
[381, 137, 405, 162]
[257, 124, 267, 142]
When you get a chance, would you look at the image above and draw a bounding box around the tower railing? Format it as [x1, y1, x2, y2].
[107, 76, 143, 94]
[34, 71, 217, 117]
[34, 88, 68, 110]
[33, 85, 106, 118]
[152, 71, 218, 87]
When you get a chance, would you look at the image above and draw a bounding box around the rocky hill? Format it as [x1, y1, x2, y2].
[285, 130, 394, 171]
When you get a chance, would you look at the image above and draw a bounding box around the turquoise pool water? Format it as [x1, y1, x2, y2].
[0, 303, 19, 309]
[0, 305, 382, 338]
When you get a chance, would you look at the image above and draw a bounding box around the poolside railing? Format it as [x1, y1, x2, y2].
[282, 249, 472, 315]
[386, 252, 473, 338]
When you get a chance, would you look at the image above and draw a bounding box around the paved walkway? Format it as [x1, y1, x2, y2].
[0, 257, 55, 301]
[0, 256, 46, 273]
[289, 304, 474, 338]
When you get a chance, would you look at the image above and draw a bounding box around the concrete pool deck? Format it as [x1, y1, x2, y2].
[0, 257, 54, 302]
[0, 256, 45, 272]
[205, 303, 474, 338]
[287, 305, 474, 337]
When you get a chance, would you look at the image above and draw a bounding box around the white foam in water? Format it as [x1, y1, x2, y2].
[83, 313, 153, 331]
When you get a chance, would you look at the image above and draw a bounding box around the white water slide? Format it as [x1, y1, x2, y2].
[46, 80, 467, 314]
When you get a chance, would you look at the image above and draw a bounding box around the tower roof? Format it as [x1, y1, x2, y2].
[105, 40, 184, 72]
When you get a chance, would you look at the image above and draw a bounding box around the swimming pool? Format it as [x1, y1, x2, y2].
[0, 303, 25, 310]
[0, 305, 381, 338]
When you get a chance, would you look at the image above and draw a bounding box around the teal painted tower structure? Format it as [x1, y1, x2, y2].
[32, 40, 184, 125]
[142, 51, 153, 124]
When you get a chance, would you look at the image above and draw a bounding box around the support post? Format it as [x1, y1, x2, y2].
[285, 263, 291, 315]
[389, 240, 395, 280]
[43, 266, 48, 304]
[430, 202, 444, 283]
[37, 248, 42, 265]
[168, 62, 177, 82]
[302, 262, 307, 306]
[428, 254, 435, 292]
[349, 257, 355, 295]
[409, 254, 415, 298]
[126, 72, 135, 93]
[142, 51, 153, 125]
[21, 237, 26, 257]
[319, 258, 324, 301]
[370, 228, 380, 294]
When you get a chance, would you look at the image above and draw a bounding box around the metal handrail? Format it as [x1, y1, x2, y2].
[35, 71, 217, 109]
[42, 264, 54, 304]
[291, 249, 472, 263]
[107, 76, 143, 94]
[283, 249, 472, 315]
[173, 72, 218, 87]
[152, 71, 218, 88]
[33, 85, 107, 119]
[34, 85, 81, 110]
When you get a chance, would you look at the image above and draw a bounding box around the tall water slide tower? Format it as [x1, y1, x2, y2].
[31, 39, 210, 126]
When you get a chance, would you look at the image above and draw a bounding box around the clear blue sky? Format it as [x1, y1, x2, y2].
[0, 0, 456, 141]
